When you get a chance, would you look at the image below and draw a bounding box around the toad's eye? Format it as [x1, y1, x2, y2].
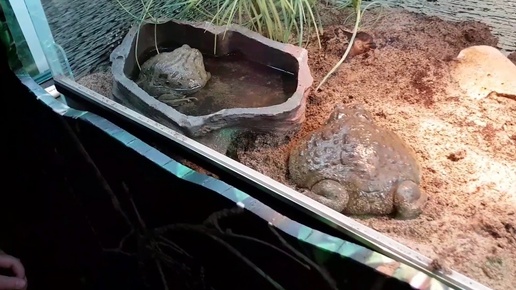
[159, 73, 168, 79]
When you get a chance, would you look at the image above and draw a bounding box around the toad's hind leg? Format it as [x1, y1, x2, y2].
[393, 180, 427, 220]
[303, 179, 349, 212]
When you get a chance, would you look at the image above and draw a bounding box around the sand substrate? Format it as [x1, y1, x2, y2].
[76, 6, 515, 290]
[231, 7, 516, 290]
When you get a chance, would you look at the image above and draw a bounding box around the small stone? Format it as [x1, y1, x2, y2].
[447, 149, 467, 161]
[430, 258, 452, 275]
[508, 51, 516, 65]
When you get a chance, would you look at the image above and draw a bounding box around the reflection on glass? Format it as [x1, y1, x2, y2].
[0, 0, 39, 76]
[23, 0, 73, 79]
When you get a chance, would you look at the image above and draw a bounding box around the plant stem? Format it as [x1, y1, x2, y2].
[316, 3, 362, 91]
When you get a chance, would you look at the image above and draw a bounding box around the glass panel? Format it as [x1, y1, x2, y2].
[22, 0, 73, 79]
[0, 0, 40, 76]
[0, 1, 22, 72]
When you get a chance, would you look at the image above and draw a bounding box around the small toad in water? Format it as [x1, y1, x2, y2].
[288, 103, 427, 219]
[136, 44, 211, 107]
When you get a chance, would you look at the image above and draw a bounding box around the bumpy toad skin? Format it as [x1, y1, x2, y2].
[288, 103, 427, 219]
[136, 44, 211, 107]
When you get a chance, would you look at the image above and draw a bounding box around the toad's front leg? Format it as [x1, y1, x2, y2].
[158, 93, 198, 107]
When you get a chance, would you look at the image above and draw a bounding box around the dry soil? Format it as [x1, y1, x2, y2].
[233, 6, 516, 290]
[76, 6, 516, 290]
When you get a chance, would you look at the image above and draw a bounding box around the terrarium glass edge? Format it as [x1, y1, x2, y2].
[15, 70, 453, 290]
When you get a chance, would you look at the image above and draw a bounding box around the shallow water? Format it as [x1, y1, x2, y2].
[137, 48, 298, 116]
[181, 52, 297, 116]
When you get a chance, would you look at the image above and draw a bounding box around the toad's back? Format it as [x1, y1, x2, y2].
[289, 107, 421, 192]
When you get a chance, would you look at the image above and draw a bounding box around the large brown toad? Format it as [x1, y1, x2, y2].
[288, 103, 427, 219]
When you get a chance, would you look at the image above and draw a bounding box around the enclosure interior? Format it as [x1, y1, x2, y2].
[7, 0, 516, 290]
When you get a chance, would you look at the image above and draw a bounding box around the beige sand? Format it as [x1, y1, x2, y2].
[234, 7, 516, 290]
[77, 6, 515, 289]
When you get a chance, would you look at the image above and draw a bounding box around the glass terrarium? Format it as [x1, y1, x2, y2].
[3, 0, 515, 289]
